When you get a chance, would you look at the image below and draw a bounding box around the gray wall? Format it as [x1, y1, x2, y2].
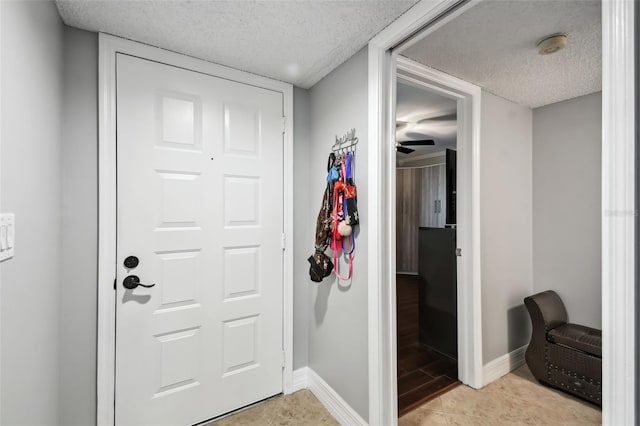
[1, 1, 64, 424]
[292, 87, 311, 369]
[1, 19, 314, 424]
[480, 91, 533, 363]
[59, 27, 99, 426]
[307, 47, 369, 420]
[532, 92, 602, 329]
[43, 28, 314, 423]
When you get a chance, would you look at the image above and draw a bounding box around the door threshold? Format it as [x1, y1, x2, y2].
[195, 393, 283, 425]
[397, 380, 460, 418]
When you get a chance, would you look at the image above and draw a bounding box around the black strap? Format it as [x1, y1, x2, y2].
[327, 153, 336, 172]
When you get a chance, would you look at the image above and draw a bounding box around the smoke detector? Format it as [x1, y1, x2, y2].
[536, 33, 568, 55]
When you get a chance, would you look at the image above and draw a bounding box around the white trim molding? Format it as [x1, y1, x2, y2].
[482, 346, 527, 387]
[291, 367, 309, 393]
[307, 368, 367, 426]
[97, 33, 294, 426]
[291, 366, 366, 425]
[601, 1, 636, 425]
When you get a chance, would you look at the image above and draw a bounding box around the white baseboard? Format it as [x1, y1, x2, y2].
[306, 368, 367, 425]
[291, 367, 309, 393]
[482, 345, 527, 386]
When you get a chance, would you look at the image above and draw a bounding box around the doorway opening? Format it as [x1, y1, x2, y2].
[394, 0, 605, 422]
[367, 0, 636, 424]
[395, 79, 460, 415]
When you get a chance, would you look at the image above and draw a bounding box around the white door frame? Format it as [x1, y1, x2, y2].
[601, 1, 636, 425]
[97, 33, 295, 426]
[368, 1, 636, 425]
[367, 2, 481, 423]
[395, 55, 483, 385]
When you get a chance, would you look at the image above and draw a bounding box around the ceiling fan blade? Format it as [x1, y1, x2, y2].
[397, 146, 415, 154]
[400, 139, 435, 146]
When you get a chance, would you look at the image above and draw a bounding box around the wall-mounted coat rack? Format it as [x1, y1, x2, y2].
[332, 128, 358, 153]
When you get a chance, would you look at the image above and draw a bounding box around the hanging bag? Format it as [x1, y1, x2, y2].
[308, 153, 337, 282]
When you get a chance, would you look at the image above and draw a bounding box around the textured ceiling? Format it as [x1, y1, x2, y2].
[402, 0, 601, 108]
[56, 0, 419, 88]
[396, 79, 456, 163]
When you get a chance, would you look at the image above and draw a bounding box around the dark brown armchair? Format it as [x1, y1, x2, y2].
[524, 290, 601, 406]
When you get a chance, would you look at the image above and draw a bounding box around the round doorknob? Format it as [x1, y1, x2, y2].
[124, 256, 139, 269]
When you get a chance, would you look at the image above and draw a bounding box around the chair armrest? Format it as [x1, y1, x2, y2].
[524, 290, 568, 333]
[524, 290, 569, 380]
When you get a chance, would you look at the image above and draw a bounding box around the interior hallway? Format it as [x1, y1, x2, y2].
[208, 364, 601, 425]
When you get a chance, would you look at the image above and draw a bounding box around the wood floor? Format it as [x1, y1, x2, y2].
[396, 274, 459, 417]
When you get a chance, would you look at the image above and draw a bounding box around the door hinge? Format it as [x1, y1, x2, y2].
[113, 277, 117, 290]
[281, 233, 286, 251]
[281, 350, 286, 368]
[281, 117, 287, 134]
[455, 248, 462, 257]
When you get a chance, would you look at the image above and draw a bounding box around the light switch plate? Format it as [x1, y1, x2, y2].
[0, 213, 15, 262]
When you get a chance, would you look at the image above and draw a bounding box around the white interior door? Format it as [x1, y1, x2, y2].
[115, 53, 284, 426]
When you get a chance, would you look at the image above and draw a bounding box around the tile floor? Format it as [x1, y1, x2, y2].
[399, 365, 601, 426]
[206, 389, 338, 426]
[209, 365, 601, 425]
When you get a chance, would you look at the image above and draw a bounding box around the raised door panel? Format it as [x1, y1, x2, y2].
[212, 81, 283, 416]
